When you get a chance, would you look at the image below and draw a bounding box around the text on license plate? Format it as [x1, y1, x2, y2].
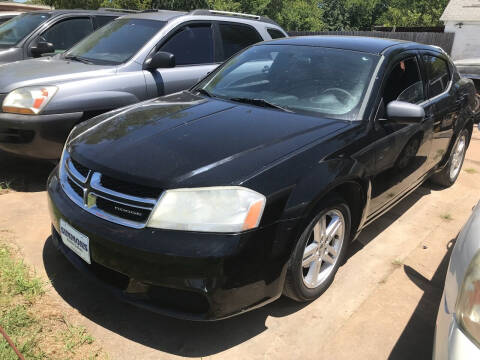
[59, 219, 91, 264]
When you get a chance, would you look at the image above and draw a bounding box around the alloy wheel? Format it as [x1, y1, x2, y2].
[302, 209, 345, 289]
[449, 134, 466, 181]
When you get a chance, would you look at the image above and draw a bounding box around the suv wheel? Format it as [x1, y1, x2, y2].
[284, 195, 351, 302]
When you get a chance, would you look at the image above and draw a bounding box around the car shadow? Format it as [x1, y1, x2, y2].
[42, 183, 439, 357]
[388, 237, 456, 359]
[0, 151, 54, 192]
[42, 236, 308, 357]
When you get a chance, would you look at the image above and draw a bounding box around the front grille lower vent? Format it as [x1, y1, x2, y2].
[60, 153, 161, 228]
[0, 128, 34, 144]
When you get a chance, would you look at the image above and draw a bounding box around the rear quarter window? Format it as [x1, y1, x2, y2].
[267, 28, 286, 39]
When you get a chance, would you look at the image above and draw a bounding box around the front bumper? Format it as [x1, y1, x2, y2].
[433, 292, 480, 359]
[0, 112, 83, 159]
[47, 171, 295, 320]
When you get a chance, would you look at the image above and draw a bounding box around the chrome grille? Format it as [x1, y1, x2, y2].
[60, 152, 160, 229]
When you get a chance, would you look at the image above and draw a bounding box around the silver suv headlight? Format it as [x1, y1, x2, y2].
[147, 186, 266, 232]
[3, 86, 57, 115]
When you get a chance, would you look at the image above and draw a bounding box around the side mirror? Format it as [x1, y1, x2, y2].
[144, 51, 175, 70]
[31, 41, 55, 57]
[386, 101, 425, 124]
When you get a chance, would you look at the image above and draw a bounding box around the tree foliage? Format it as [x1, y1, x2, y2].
[321, 0, 349, 31]
[29, 0, 450, 30]
[377, 0, 449, 27]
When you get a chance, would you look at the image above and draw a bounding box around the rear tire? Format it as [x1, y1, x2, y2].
[284, 195, 351, 302]
[473, 93, 480, 124]
[430, 128, 469, 187]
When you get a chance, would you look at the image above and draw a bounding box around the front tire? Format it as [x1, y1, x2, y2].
[430, 128, 469, 187]
[284, 195, 351, 302]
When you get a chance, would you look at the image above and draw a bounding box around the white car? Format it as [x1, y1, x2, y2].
[434, 200, 480, 359]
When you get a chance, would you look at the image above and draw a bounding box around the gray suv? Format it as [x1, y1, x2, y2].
[0, 10, 122, 63]
[0, 10, 287, 159]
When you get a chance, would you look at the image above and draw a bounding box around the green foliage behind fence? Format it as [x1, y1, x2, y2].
[28, 0, 450, 32]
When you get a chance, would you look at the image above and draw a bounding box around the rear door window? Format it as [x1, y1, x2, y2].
[423, 55, 451, 98]
[41, 17, 93, 52]
[160, 24, 214, 66]
[267, 28, 286, 39]
[219, 23, 263, 60]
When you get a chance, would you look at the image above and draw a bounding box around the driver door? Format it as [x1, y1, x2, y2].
[367, 52, 434, 216]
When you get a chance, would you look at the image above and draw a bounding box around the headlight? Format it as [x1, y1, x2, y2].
[2, 86, 57, 114]
[456, 250, 480, 346]
[147, 186, 266, 232]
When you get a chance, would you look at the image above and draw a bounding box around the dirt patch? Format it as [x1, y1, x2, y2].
[0, 233, 108, 360]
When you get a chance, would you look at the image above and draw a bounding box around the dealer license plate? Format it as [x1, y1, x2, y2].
[59, 219, 91, 264]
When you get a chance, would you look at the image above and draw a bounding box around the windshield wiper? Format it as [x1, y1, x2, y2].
[229, 97, 293, 113]
[64, 55, 93, 65]
[194, 88, 212, 97]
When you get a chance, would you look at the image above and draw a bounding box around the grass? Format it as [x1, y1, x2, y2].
[0, 239, 107, 359]
[0, 180, 12, 195]
[60, 323, 94, 352]
[465, 168, 478, 174]
[440, 213, 453, 221]
[0, 244, 45, 360]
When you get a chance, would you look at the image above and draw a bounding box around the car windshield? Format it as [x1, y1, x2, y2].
[64, 18, 166, 65]
[0, 13, 51, 46]
[196, 44, 380, 120]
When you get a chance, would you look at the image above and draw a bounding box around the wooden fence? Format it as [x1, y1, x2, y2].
[288, 31, 455, 54]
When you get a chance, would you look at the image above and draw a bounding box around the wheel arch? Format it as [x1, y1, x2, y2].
[293, 178, 369, 244]
[436, 113, 474, 172]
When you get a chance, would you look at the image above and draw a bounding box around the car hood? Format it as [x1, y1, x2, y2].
[0, 57, 115, 92]
[68, 91, 350, 189]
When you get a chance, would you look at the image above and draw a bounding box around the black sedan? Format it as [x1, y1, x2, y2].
[47, 36, 477, 320]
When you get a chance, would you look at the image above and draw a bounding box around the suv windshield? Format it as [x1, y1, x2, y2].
[0, 13, 51, 46]
[197, 44, 379, 120]
[64, 18, 166, 65]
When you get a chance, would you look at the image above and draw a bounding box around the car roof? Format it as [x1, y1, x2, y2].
[28, 9, 130, 17]
[263, 36, 437, 55]
[121, 10, 187, 22]
[121, 9, 281, 26]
